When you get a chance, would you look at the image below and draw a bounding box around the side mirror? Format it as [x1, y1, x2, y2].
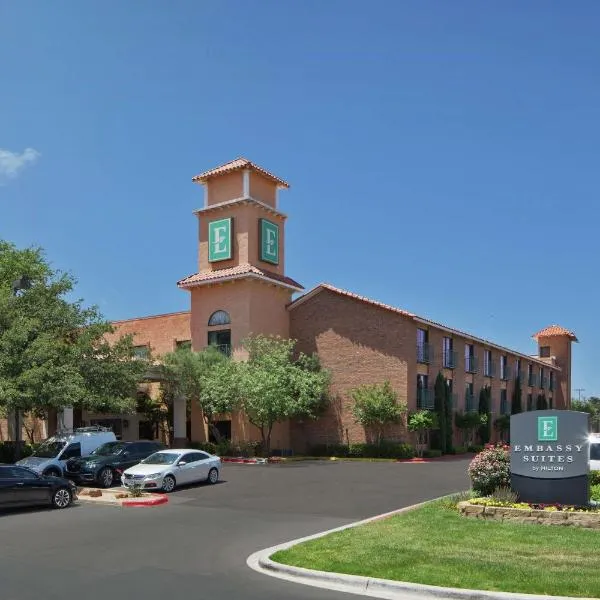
[177, 460, 187, 466]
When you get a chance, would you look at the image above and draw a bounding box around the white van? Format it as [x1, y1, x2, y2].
[590, 434, 600, 471]
[16, 426, 117, 477]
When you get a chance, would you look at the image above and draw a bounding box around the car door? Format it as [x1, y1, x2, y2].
[0, 466, 19, 507]
[58, 442, 82, 473]
[185, 452, 211, 483]
[120, 443, 146, 470]
[11, 467, 51, 505]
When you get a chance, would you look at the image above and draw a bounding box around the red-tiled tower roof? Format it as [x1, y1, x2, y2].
[191, 157, 290, 189]
[532, 325, 578, 342]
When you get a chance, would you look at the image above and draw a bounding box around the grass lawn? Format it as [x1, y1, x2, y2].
[272, 498, 600, 598]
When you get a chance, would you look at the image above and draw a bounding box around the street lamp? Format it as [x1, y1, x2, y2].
[11, 275, 31, 460]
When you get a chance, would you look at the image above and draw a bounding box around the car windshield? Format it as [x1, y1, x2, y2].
[90, 442, 126, 456]
[32, 441, 66, 458]
[141, 452, 179, 465]
[590, 443, 600, 461]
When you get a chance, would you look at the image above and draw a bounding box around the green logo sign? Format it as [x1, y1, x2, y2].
[538, 416, 558, 441]
[208, 218, 232, 262]
[260, 219, 279, 265]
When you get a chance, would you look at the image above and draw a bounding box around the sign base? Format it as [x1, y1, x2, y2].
[511, 474, 589, 506]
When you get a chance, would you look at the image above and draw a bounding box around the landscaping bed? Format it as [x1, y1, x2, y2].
[77, 487, 168, 507]
[271, 497, 600, 598]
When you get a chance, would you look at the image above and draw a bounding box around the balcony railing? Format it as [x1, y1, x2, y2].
[416, 342, 432, 364]
[443, 349, 457, 369]
[541, 377, 548, 390]
[416, 388, 435, 411]
[484, 361, 496, 378]
[465, 355, 478, 373]
[528, 373, 539, 387]
[500, 365, 511, 381]
[465, 393, 477, 413]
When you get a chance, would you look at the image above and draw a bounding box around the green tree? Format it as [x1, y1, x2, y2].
[0, 241, 145, 433]
[572, 397, 600, 432]
[433, 372, 447, 453]
[511, 376, 522, 414]
[160, 346, 239, 443]
[493, 414, 510, 443]
[238, 335, 330, 454]
[478, 385, 492, 444]
[444, 381, 454, 452]
[408, 410, 437, 457]
[351, 380, 407, 445]
[455, 411, 485, 447]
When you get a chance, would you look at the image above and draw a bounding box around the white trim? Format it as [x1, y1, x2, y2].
[178, 271, 303, 293]
[193, 196, 286, 218]
[243, 169, 250, 197]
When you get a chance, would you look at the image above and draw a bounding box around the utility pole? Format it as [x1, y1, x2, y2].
[574, 388, 585, 402]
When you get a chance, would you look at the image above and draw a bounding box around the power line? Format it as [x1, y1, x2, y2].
[574, 388, 585, 402]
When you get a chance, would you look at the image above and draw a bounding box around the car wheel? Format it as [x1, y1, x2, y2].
[207, 468, 219, 485]
[44, 468, 61, 478]
[161, 475, 176, 493]
[52, 488, 72, 509]
[98, 467, 114, 488]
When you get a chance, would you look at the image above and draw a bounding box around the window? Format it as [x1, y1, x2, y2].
[527, 394, 533, 411]
[417, 374, 432, 410]
[465, 344, 477, 373]
[185, 452, 209, 463]
[416, 328, 430, 363]
[465, 383, 475, 412]
[500, 389, 508, 415]
[539, 346, 551, 358]
[500, 355, 509, 380]
[515, 358, 521, 380]
[176, 340, 191, 351]
[208, 310, 231, 326]
[527, 364, 534, 387]
[61, 443, 81, 459]
[540, 367, 545, 389]
[133, 345, 150, 359]
[484, 350, 494, 377]
[208, 330, 231, 356]
[443, 337, 455, 368]
[0, 466, 38, 479]
[549, 371, 555, 391]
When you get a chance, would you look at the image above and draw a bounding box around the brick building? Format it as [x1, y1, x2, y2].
[1, 158, 577, 451]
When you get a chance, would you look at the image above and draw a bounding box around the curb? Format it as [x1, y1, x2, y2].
[221, 457, 268, 464]
[247, 498, 595, 600]
[122, 494, 168, 507]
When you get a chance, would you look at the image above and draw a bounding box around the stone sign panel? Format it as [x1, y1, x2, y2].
[510, 410, 589, 505]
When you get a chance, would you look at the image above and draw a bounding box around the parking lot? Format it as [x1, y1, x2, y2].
[0, 458, 471, 600]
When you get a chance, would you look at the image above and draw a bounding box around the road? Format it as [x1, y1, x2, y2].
[0, 458, 471, 600]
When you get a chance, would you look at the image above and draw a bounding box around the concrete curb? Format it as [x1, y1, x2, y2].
[247, 499, 596, 600]
[122, 494, 168, 507]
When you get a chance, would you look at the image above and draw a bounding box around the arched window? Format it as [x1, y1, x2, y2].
[208, 310, 231, 327]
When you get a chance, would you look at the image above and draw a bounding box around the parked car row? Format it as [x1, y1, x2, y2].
[1, 426, 222, 511]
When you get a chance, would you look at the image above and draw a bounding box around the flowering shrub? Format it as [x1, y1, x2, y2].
[468, 498, 600, 512]
[468, 443, 510, 496]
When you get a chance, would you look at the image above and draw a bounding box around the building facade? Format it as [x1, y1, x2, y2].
[0, 158, 578, 451]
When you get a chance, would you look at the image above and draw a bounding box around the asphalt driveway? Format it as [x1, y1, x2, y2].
[0, 458, 471, 600]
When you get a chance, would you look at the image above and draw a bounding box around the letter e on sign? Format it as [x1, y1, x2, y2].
[260, 219, 279, 265]
[208, 218, 233, 262]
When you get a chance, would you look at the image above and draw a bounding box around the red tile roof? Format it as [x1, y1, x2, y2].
[177, 264, 303, 291]
[532, 325, 578, 342]
[192, 157, 290, 189]
[289, 283, 564, 368]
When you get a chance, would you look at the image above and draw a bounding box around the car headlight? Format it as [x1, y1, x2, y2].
[145, 473, 162, 479]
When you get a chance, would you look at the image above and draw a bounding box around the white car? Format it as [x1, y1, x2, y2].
[121, 449, 221, 493]
[590, 435, 600, 471]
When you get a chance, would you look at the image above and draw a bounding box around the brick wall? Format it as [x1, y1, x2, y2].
[289, 288, 412, 451]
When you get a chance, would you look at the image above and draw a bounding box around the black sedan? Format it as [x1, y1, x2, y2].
[0, 464, 76, 510]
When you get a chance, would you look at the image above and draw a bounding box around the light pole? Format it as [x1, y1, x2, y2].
[11, 275, 31, 460]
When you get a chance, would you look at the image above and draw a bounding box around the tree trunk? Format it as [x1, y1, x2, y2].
[208, 421, 222, 444]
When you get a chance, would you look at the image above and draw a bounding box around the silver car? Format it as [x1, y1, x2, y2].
[121, 449, 221, 493]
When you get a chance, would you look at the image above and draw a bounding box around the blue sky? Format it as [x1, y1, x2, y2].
[1, 2, 599, 397]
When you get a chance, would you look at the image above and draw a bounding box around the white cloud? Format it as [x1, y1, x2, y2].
[0, 147, 41, 183]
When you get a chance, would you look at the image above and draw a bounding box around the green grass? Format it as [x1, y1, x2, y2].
[272, 498, 600, 598]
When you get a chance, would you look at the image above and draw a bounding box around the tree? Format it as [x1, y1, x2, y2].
[455, 412, 485, 448]
[160, 346, 239, 443]
[478, 385, 492, 444]
[493, 415, 510, 443]
[351, 381, 407, 444]
[0, 241, 145, 433]
[433, 372, 447, 453]
[238, 335, 329, 454]
[511, 376, 522, 414]
[572, 397, 600, 432]
[444, 381, 454, 452]
[408, 410, 437, 457]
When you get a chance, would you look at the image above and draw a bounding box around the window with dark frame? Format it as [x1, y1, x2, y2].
[539, 346, 551, 358]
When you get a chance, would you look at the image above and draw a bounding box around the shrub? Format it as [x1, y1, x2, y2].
[591, 484, 600, 502]
[467, 444, 484, 453]
[188, 441, 218, 454]
[438, 490, 475, 511]
[490, 486, 519, 504]
[423, 449, 442, 458]
[468, 443, 510, 496]
[449, 445, 467, 455]
[308, 442, 414, 459]
[590, 471, 600, 486]
[0, 442, 36, 463]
